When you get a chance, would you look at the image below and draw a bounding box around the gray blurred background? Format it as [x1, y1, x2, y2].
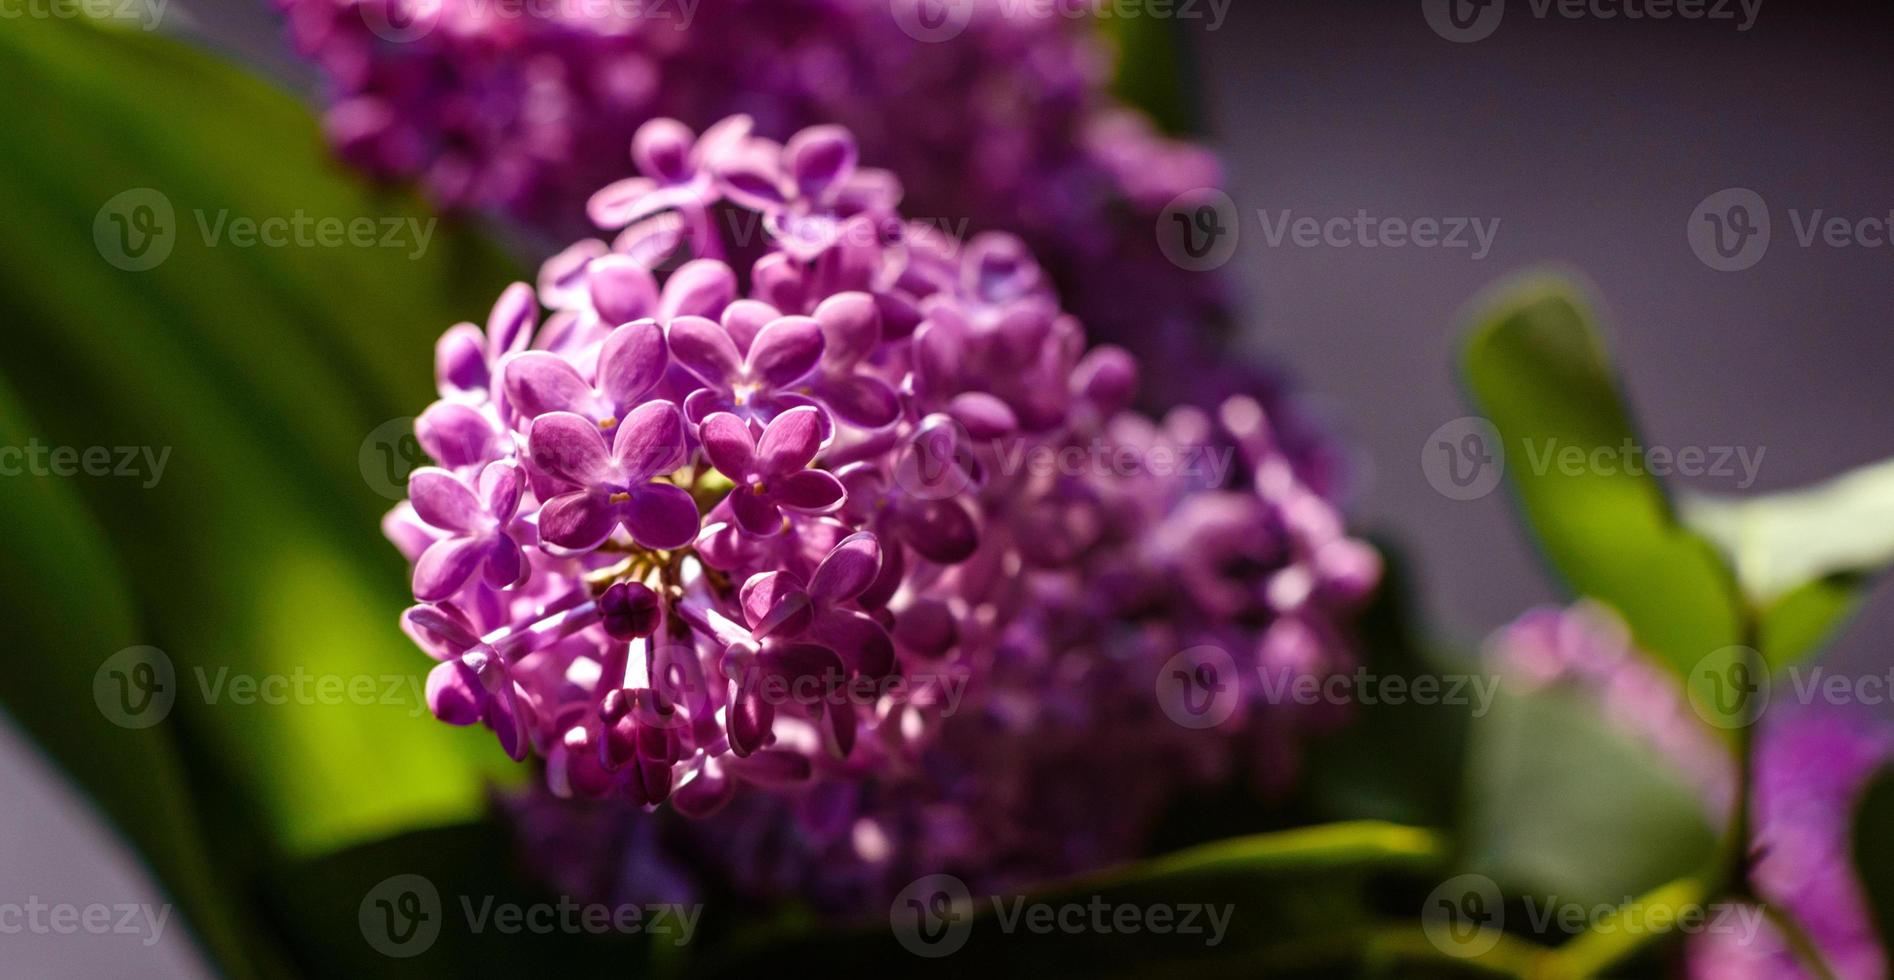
[6, 1, 1890, 974]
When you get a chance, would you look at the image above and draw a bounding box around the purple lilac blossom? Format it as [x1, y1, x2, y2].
[276, 0, 1258, 422]
[392, 115, 1380, 906]
[1487, 603, 1894, 979]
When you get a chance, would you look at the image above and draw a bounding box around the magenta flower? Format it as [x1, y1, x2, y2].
[700, 407, 845, 537]
[527, 403, 698, 551]
[502, 318, 668, 427]
[667, 312, 825, 427]
[407, 459, 529, 601]
[738, 532, 892, 680]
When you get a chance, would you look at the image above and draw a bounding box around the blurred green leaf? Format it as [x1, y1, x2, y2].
[0, 374, 280, 978]
[1458, 274, 1744, 677]
[0, 15, 522, 866]
[1461, 685, 1718, 909]
[1854, 769, 1894, 962]
[702, 822, 1448, 978]
[1682, 457, 1894, 665]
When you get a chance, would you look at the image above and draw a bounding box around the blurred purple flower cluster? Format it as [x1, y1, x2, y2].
[277, 0, 1241, 403]
[1489, 603, 1894, 980]
[389, 116, 1380, 874]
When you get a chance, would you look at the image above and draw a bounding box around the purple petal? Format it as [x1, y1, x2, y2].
[715, 143, 789, 212]
[755, 405, 824, 477]
[476, 460, 524, 520]
[588, 256, 659, 325]
[536, 239, 606, 311]
[739, 571, 812, 637]
[633, 117, 695, 184]
[720, 299, 779, 354]
[408, 467, 483, 533]
[821, 703, 856, 760]
[698, 412, 757, 480]
[785, 125, 857, 200]
[528, 412, 614, 487]
[1074, 345, 1139, 415]
[413, 536, 488, 601]
[894, 598, 957, 659]
[402, 604, 480, 660]
[727, 687, 773, 757]
[612, 400, 687, 479]
[596, 320, 667, 409]
[538, 490, 618, 551]
[623, 482, 701, 550]
[898, 497, 980, 565]
[503, 351, 595, 421]
[808, 532, 881, 602]
[911, 321, 961, 401]
[682, 388, 734, 425]
[812, 609, 895, 678]
[479, 536, 525, 591]
[730, 486, 786, 537]
[586, 175, 657, 228]
[812, 375, 900, 429]
[415, 401, 502, 470]
[435, 322, 488, 397]
[665, 315, 742, 388]
[775, 470, 845, 513]
[724, 749, 810, 787]
[812, 292, 880, 366]
[745, 316, 824, 388]
[658, 259, 737, 322]
[426, 660, 483, 725]
[948, 391, 1018, 440]
[486, 282, 537, 362]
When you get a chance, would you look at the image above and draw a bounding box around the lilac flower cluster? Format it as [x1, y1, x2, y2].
[388, 115, 1380, 870]
[1488, 604, 1894, 979]
[277, 0, 1242, 411]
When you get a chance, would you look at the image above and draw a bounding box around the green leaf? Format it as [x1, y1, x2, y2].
[0, 16, 522, 862]
[700, 822, 1449, 978]
[1853, 769, 1894, 961]
[0, 375, 277, 977]
[1458, 273, 1744, 677]
[1681, 457, 1894, 665]
[1461, 685, 1718, 909]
